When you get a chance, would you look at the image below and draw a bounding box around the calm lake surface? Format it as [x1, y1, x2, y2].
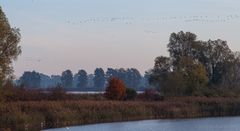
[44, 117, 240, 131]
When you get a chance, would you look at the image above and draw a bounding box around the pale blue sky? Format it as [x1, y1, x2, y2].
[1, 0, 240, 76]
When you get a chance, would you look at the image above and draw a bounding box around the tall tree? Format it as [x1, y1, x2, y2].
[165, 71, 186, 96]
[167, 31, 234, 86]
[19, 71, 41, 88]
[93, 68, 105, 90]
[106, 68, 118, 80]
[125, 68, 142, 88]
[0, 7, 21, 87]
[39, 73, 52, 88]
[143, 71, 151, 88]
[204, 39, 233, 85]
[51, 75, 61, 87]
[76, 70, 88, 88]
[149, 56, 171, 89]
[167, 31, 198, 69]
[178, 56, 208, 95]
[150, 31, 211, 96]
[61, 70, 73, 88]
[221, 52, 240, 88]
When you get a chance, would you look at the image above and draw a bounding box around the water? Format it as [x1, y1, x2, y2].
[44, 117, 240, 131]
[66, 91, 144, 94]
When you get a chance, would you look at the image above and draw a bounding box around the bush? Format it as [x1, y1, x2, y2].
[49, 87, 67, 101]
[105, 77, 126, 100]
[143, 88, 164, 101]
[125, 88, 137, 100]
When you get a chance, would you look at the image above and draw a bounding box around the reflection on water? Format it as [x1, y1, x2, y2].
[44, 117, 240, 131]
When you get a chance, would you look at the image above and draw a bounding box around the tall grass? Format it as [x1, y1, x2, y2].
[1, 97, 240, 131]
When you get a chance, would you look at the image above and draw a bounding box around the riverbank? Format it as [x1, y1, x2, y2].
[1, 97, 240, 131]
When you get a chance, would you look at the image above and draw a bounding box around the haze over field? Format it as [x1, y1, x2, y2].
[1, 0, 240, 76]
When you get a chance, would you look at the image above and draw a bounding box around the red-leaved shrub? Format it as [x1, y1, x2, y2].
[105, 77, 126, 100]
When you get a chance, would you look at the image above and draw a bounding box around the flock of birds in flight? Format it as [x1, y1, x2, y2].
[65, 14, 240, 25]
[27, 0, 240, 63]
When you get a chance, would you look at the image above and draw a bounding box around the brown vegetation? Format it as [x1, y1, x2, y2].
[1, 97, 240, 131]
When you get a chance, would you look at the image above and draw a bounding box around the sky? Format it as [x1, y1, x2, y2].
[0, 0, 240, 76]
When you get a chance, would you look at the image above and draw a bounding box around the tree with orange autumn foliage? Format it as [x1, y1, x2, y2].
[105, 77, 126, 100]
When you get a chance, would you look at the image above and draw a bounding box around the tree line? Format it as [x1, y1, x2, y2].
[16, 68, 149, 91]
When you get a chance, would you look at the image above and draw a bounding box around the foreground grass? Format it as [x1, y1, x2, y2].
[1, 97, 240, 131]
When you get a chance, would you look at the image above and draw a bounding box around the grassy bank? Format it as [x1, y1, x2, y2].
[1, 97, 240, 131]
